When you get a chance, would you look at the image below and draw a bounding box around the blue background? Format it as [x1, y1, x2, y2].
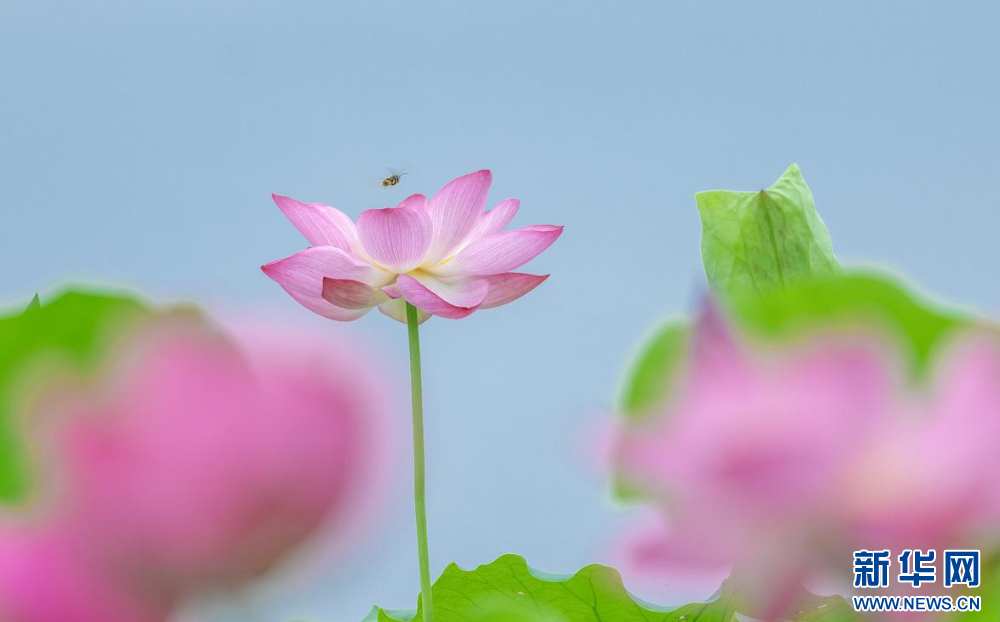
[2, 1, 999, 620]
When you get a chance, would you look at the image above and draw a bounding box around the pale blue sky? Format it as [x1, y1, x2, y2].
[2, 1, 999, 620]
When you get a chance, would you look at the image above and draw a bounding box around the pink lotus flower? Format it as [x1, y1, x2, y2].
[616, 306, 895, 580]
[0, 318, 385, 621]
[262, 170, 562, 322]
[614, 305, 1000, 618]
[0, 528, 171, 622]
[839, 334, 1000, 554]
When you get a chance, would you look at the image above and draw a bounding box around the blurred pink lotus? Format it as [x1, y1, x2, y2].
[0, 528, 170, 622]
[0, 319, 385, 622]
[262, 170, 562, 322]
[841, 335, 1000, 553]
[615, 305, 1000, 617]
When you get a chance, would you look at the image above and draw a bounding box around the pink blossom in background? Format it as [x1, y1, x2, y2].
[840, 334, 1000, 553]
[615, 305, 898, 613]
[614, 305, 1000, 618]
[262, 170, 562, 322]
[0, 528, 170, 622]
[0, 318, 386, 622]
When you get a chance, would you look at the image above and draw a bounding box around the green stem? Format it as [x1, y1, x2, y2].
[406, 302, 435, 622]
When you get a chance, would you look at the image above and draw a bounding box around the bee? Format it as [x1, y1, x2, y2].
[381, 170, 408, 188]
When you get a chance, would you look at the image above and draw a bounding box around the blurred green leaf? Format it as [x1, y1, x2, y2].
[619, 319, 689, 419]
[366, 554, 738, 622]
[0, 290, 156, 502]
[726, 270, 971, 381]
[618, 272, 972, 420]
[696, 164, 839, 297]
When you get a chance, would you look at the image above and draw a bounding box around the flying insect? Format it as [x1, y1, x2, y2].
[381, 170, 408, 188]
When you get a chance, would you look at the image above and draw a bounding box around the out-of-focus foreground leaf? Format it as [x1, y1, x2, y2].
[726, 271, 971, 380]
[696, 163, 839, 297]
[619, 271, 972, 421]
[0, 290, 188, 502]
[618, 319, 689, 418]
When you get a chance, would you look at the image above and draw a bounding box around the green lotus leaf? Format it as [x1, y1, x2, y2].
[366, 555, 859, 622]
[696, 163, 840, 297]
[365, 554, 736, 622]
